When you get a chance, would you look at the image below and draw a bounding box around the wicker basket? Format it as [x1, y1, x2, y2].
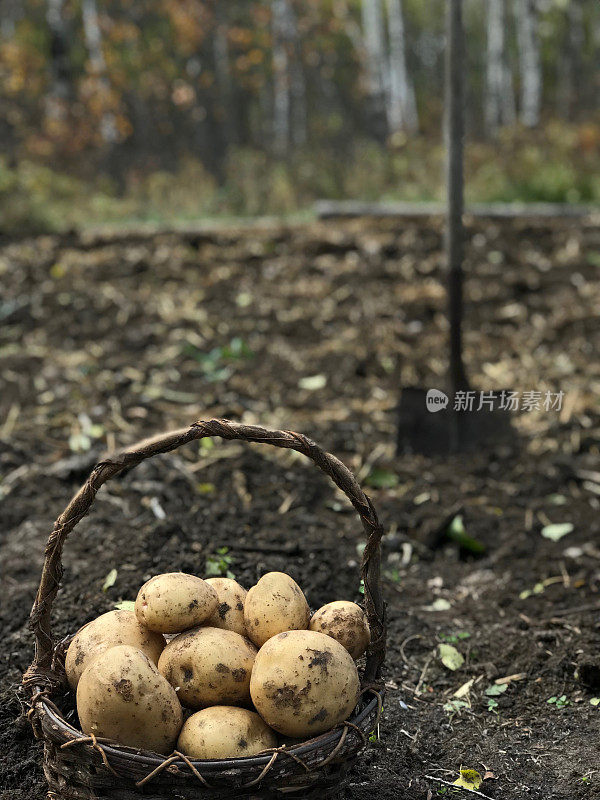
[23, 418, 386, 799]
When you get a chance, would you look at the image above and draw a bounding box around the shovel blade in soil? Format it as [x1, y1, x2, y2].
[396, 387, 516, 456]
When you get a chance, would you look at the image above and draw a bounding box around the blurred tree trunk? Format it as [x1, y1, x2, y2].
[290, 5, 307, 149]
[556, 0, 584, 120]
[361, 0, 388, 141]
[485, 0, 515, 134]
[386, 0, 418, 134]
[81, 0, 117, 145]
[272, 0, 297, 156]
[593, 6, 600, 114]
[515, 0, 541, 127]
[45, 0, 72, 121]
[0, 0, 23, 38]
[213, 1, 236, 147]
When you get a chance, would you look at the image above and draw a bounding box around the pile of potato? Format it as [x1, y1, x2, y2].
[66, 571, 370, 759]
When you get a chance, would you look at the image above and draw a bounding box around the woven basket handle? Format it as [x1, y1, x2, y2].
[24, 418, 386, 691]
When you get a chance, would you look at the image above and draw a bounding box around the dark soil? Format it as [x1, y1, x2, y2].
[1, 216, 600, 799]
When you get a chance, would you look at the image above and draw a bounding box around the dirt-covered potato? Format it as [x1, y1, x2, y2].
[177, 706, 277, 759]
[76, 645, 183, 755]
[250, 629, 360, 738]
[205, 577, 247, 636]
[158, 627, 257, 709]
[65, 610, 165, 690]
[244, 572, 310, 647]
[309, 601, 370, 660]
[135, 572, 218, 633]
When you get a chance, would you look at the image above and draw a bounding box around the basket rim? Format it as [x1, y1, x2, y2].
[36, 686, 382, 770]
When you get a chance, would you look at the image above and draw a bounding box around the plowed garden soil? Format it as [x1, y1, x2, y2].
[1, 215, 599, 799]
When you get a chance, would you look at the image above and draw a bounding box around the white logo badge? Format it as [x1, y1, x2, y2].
[426, 389, 449, 413]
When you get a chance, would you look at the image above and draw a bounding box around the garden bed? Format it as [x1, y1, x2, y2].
[1, 215, 599, 799]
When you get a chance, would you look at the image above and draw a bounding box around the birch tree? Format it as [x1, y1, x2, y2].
[485, 0, 515, 133]
[361, 0, 388, 140]
[515, 0, 541, 127]
[386, 0, 418, 134]
[81, 0, 117, 144]
[272, 0, 305, 155]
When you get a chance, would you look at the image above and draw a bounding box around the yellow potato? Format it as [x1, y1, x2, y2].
[76, 645, 182, 755]
[135, 572, 218, 633]
[65, 610, 165, 690]
[250, 630, 360, 738]
[244, 572, 310, 647]
[205, 578, 247, 636]
[158, 627, 257, 709]
[177, 706, 277, 759]
[309, 601, 370, 660]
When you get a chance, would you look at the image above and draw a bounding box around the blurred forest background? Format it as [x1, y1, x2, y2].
[1, 0, 599, 233]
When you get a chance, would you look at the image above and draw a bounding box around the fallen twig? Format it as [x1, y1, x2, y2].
[415, 654, 433, 696]
[399, 634, 423, 665]
[424, 775, 494, 799]
[546, 602, 600, 619]
[494, 672, 526, 685]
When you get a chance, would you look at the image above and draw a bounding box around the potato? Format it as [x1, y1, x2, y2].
[309, 601, 370, 660]
[250, 630, 360, 738]
[177, 706, 277, 759]
[205, 577, 247, 636]
[244, 572, 310, 647]
[158, 627, 257, 709]
[65, 610, 165, 690]
[76, 645, 182, 755]
[135, 572, 218, 633]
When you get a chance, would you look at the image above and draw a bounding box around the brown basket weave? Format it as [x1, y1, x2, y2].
[23, 418, 386, 799]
